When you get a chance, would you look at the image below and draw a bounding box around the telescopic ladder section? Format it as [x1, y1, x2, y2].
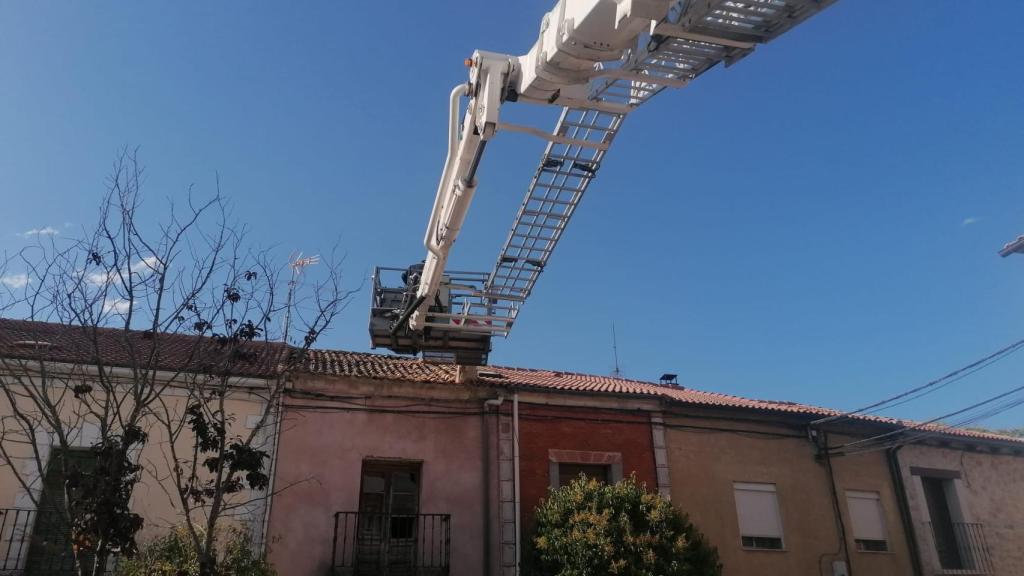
[488, 108, 624, 304]
[369, 0, 838, 365]
[484, 0, 836, 334]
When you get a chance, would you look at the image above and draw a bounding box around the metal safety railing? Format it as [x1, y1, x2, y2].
[331, 512, 450, 576]
[924, 521, 995, 575]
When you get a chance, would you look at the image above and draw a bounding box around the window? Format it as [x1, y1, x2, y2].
[358, 460, 421, 547]
[558, 463, 610, 487]
[846, 491, 888, 552]
[734, 482, 784, 550]
[547, 450, 623, 489]
[921, 476, 964, 570]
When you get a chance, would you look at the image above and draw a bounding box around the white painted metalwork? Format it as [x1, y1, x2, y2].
[370, 0, 839, 364]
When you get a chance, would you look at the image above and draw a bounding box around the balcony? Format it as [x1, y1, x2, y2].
[331, 512, 451, 576]
[924, 521, 995, 575]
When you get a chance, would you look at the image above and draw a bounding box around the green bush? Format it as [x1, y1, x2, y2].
[116, 526, 275, 576]
[530, 474, 721, 576]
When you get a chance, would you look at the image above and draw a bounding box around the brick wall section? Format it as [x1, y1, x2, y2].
[515, 403, 657, 531]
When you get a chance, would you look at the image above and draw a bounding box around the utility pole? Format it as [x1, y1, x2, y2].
[282, 253, 320, 344]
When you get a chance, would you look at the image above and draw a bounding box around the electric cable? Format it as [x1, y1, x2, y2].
[811, 336, 1024, 426]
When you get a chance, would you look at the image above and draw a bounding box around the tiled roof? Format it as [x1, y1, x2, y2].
[305, 348, 1024, 446]
[0, 318, 287, 378]
[0, 318, 1019, 446]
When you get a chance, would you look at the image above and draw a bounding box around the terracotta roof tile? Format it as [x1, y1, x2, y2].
[0, 318, 287, 378]
[0, 319, 1019, 446]
[304, 349, 1024, 446]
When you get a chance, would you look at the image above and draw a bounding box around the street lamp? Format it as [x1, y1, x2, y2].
[999, 236, 1024, 258]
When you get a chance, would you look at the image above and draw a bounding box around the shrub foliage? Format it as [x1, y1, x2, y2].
[530, 475, 721, 576]
[116, 526, 275, 576]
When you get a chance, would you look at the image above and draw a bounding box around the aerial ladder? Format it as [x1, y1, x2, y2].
[369, 0, 838, 366]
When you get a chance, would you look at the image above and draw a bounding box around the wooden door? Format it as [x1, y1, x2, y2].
[356, 461, 421, 576]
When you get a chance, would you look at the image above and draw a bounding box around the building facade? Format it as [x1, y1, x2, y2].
[266, 367, 493, 576]
[896, 441, 1024, 575]
[0, 320, 1022, 576]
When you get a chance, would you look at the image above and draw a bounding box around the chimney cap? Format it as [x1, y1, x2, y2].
[659, 373, 678, 385]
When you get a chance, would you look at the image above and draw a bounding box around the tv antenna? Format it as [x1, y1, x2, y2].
[282, 252, 320, 344]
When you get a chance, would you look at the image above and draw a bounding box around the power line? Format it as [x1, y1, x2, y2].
[811, 336, 1024, 426]
[829, 381, 1024, 456]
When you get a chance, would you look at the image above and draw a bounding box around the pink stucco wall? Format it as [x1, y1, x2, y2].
[267, 395, 487, 576]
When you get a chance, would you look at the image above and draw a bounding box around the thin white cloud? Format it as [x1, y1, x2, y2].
[18, 226, 60, 238]
[102, 298, 131, 314]
[0, 273, 30, 289]
[130, 256, 161, 274]
[962, 217, 981, 227]
[86, 270, 117, 286]
[84, 257, 161, 286]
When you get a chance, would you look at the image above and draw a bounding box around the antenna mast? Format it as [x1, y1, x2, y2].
[282, 252, 320, 344]
[611, 323, 622, 377]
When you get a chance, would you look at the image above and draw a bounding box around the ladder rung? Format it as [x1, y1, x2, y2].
[504, 243, 552, 254]
[527, 195, 575, 206]
[536, 168, 592, 180]
[515, 221, 564, 232]
[522, 209, 571, 219]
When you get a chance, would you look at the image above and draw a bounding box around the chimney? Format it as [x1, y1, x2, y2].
[659, 373, 678, 386]
[455, 365, 479, 384]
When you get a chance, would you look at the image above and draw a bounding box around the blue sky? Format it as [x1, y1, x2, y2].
[2, 1, 1023, 427]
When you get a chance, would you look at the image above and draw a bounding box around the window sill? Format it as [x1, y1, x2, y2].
[740, 547, 787, 552]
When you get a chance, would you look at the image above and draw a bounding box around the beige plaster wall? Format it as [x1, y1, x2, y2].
[665, 416, 914, 576]
[0, 371, 271, 566]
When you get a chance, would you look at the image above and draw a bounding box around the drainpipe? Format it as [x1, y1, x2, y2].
[822, 442, 854, 576]
[887, 446, 923, 576]
[260, 386, 285, 556]
[482, 395, 504, 576]
[513, 392, 521, 576]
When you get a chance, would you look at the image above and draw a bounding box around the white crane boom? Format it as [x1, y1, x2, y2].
[369, 0, 838, 365]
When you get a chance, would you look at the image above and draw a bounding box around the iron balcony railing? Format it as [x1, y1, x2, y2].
[924, 521, 995, 575]
[0, 508, 35, 574]
[331, 512, 450, 576]
[0, 508, 117, 575]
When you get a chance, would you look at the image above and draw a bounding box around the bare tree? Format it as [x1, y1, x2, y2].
[0, 149, 352, 575]
[149, 242, 352, 576]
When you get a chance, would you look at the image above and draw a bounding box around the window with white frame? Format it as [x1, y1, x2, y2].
[846, 490, 889, 552]
[733, 482, 784, 550]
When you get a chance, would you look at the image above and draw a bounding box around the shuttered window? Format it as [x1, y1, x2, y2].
[847, 490, 888, 552]
[734, 482, 784, 550]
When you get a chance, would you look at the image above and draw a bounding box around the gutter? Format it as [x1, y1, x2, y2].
[887, 446, 923, 576]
